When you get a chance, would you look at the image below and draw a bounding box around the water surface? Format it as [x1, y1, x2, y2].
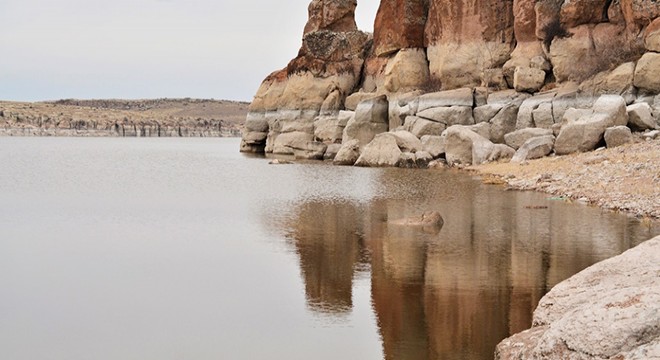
[0, 137, 657, 360]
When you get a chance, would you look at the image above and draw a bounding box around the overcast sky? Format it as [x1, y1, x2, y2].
[0, 0, 380, 102]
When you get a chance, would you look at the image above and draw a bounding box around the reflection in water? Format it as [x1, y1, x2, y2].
[276, 167, 659, 360]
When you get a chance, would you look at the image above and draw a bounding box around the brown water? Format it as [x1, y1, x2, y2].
[0, 137, 657, 360]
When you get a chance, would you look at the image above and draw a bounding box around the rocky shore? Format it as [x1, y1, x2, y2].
[240, 2, 660, 358]
[495, 235, 660, 359]
[0, 99, 248, 137]
[472, 137, 660, 219]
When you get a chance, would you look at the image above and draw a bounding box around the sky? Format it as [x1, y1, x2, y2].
[0, 0, 380, 102]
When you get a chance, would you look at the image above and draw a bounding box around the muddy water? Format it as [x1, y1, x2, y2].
[0, 137, 657, 360]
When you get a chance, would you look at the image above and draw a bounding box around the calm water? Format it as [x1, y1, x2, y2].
[1, 137, 658, 360]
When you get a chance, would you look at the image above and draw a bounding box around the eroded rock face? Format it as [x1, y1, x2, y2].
[241, 0, 371, 153]
[373, 0, 428, 56]
[424, 0, 516, 89]
[496, 236, 660, 360]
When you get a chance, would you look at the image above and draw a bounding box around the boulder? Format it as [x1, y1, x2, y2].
[444, 125, 515, 165]
[417, 88, 474, 112]
[646, 18, 660, 52]
[404, 116, 446, 138]
[314, 111, 353, 143]
[391, 130, 423, 153]
[474, 104, 504, 124]
[559, 0, 608, 28]
[342, 95, 389, 147]
[627, 103, 658, 131]
[388, 91, 421, 129]
[532, 102, 555, 129]
[487, 90, 531, 107]
[333, 139, 361, 166]
[420, 135, 446, 158]
[516, 92, 556, 130]
[604, 126, 633, 148]
[555, 113, 611, 155]
[634, 52, 660, 93]
[467, 122, 492, 140]
[416, 106, 474, 126]
[496, 237, 660, 360]
[355, 133, 402, 167]
[489, 104, 520, 144]
[504, 128, 555, 150]
[323, 143, 342, 160]
[292, 141, 328, 160]
[511, 135, 555, 162]
[513, 66, 546, 93]
[556, 94, 628, 155]
[593, 94, 629, 127]
[383, 48, 430, 93]
[271, 131, 314, 155]
[344, 92, 378, 111]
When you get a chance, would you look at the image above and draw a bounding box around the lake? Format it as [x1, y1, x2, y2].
[1, 137, 658, 360]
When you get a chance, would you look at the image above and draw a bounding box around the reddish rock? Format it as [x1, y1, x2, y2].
[424, 0, 515, 89]
[514, 0, 538, 42]
[373, 0, 429, 57]
[304, 0, 358, 34]
[560, 0, 608, 28]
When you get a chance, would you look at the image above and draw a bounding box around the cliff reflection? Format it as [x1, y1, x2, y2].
[275, 168, 658, 359]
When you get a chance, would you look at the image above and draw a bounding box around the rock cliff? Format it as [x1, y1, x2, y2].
[241, 0, 660, 166]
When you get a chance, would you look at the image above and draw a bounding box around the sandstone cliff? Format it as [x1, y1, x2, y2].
[241, 0, 660, 166]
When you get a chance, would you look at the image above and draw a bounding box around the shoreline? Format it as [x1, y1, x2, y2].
[468, 138, 660, 219]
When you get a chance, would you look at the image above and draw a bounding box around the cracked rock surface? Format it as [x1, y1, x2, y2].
[495, 236, 660, 360]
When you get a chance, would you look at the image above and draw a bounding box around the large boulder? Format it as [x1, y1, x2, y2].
[314, 111, 353, 143]
[344, 92, 377, 111]
[416, 106, 474, 126]
[489, 104, 520, 143]
[417, 88, 474, 112]
[513, 66, 546, 93]
[444, 125, 515, 165]
[420, 135, 446, 158]
[504, 128, 555, 150]
[403, 116, 446, 138]
[354, 133, 402, 167]
[342, 95, 389, 147]
[388, 91, 421, 129]
[627, 103, 658, 131]
[646, 17, 660, 52]
[382, 48, 430, 93]
[391, 130, 423, 153]
[634, 52, 660, 94]
[555, 95, 628, 155]
[511, 135, 555, 162]
[496, 236, 660, 360]
[333, 139, 360, 165]
[604, 126, 633, 148]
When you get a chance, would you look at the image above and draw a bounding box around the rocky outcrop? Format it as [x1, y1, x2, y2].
[241, 0, 371, 154]
[495, 236, 660, 360]
[242, 0, 660, 168]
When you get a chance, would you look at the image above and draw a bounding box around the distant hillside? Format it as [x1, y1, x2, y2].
[0, 98, 249, 137]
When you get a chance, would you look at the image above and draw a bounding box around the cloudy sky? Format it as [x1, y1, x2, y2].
[0, 0, 380, 102]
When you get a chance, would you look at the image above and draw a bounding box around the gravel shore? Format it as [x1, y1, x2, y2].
[470, 138, 660, 219]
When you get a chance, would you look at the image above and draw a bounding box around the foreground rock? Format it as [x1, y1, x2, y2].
[495, 236, 660, 360]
